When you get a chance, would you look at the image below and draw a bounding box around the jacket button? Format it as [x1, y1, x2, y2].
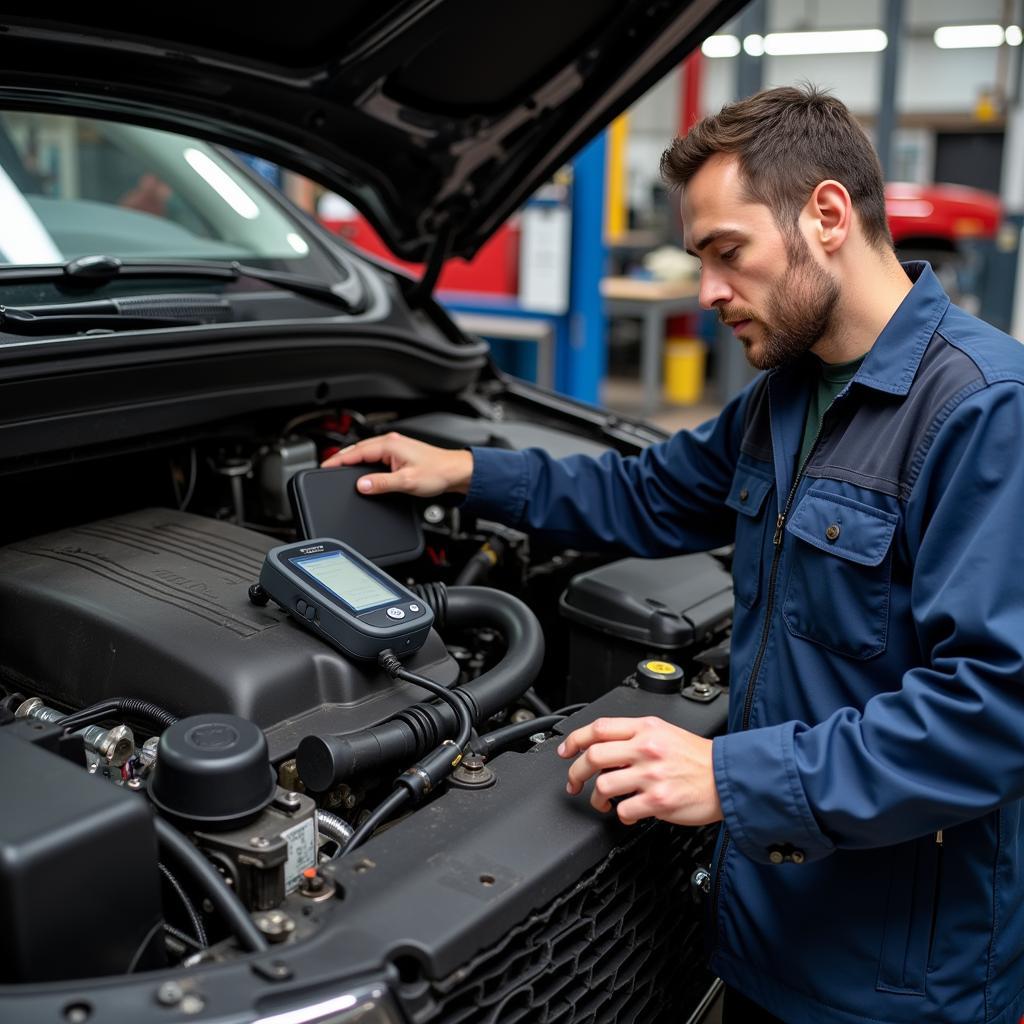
[825, 523, 841, 542]
[768, 848, 785, 865]
[739, 488, 749, 502]
[790, 849, 806, 864]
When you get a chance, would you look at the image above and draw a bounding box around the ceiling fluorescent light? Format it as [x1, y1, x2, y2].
[934, 24, 1005, 48]
[764, 29, 888, 55]
[744, 34, 766, 56]
[701, 34, 741, 58]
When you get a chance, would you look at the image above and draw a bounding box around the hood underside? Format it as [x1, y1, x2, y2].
[0, 1, 742, 262]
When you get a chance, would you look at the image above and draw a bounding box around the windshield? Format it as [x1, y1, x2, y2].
[0, 111, 338, 277]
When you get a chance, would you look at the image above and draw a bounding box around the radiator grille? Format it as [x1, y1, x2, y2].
[419, 823, 718, 1024]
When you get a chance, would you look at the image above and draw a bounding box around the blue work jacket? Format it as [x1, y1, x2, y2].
[462, 264, 1024, 1023]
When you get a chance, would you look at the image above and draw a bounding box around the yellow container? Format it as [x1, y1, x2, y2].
[664, 337, 707, 405]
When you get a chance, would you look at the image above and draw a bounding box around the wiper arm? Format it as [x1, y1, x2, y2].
[0, 255, 365, 314]
[0, 302, 203, 337]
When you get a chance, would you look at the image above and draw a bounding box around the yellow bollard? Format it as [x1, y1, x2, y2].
[663, 338, 707, 405]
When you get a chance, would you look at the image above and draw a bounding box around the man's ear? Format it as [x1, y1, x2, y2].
[806, 180, 852, 253]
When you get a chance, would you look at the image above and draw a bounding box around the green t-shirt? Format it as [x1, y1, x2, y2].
[797, 354, 864, 469]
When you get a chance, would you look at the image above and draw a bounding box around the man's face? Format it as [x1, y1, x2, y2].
[682, 154, 840, 370]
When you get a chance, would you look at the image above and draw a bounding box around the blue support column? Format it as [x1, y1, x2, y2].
[561, 132, 608, 404]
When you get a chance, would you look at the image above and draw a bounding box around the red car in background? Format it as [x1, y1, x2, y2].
[324, 181, 1004, 305]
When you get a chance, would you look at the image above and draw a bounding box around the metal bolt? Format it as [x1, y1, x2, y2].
[156, 981, 184, 1006]
[16, 697, 49, 720]
[254, 910, 296, 943]
[280, 791, 301, 810]
[126, 778, 143, 791]
[96, 724, 135, 767]
[423, 504, 445, 525]
[140, 736, 160, 768]
[180, 995, 205, 1015]
[528, 732, 547, 744]
[64, 1004, 91, 1024]
[249, 836, 271, 849]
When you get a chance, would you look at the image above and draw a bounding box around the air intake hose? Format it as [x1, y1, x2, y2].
[296, 586, 543, 791]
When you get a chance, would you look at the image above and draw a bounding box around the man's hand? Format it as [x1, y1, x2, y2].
[321, 432, 474, 497]
[557, 716, 723, 827]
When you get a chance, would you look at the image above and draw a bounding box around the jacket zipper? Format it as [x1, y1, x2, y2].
[927, 830, 944, 967]
[710, 393, 847, 940]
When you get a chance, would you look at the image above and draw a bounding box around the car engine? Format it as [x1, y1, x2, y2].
[0, 400, 734, 1023]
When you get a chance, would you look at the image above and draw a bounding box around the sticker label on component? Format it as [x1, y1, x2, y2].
[282, 817, 317, 892]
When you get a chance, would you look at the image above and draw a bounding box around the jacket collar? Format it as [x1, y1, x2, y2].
[845, 261, 951, 396]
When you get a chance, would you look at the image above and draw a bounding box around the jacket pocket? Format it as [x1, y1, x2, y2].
[877, 835, 942, 996]
[724, 464, 774, 610]
[782, 488, 897, 659]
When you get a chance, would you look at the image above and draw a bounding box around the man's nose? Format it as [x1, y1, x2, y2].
[699, 269, 732, 311]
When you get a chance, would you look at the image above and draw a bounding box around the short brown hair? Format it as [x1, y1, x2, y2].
[661, 84, 892, 250]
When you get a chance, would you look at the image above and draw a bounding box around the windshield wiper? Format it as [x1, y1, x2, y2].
[0, 255, 365, 314]
[0, 301, 206, 337]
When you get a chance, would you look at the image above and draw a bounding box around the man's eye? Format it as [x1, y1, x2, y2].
[721, 248, 739, 263]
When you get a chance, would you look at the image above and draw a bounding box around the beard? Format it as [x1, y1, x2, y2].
[721, 235, 840, 371]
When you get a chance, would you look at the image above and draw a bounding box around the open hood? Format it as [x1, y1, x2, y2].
[0, 1, 742, 263]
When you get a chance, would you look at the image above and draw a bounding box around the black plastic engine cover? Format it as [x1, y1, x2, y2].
[0, 510, 457, 759]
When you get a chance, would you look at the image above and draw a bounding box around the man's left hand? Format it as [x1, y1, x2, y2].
[557, 716, 723, 827]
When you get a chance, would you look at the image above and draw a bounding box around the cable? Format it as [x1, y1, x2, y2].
[180, 447, 198, 511]
[59, 697, 178, 735]
[474, 714, 566, 758]
[552, 702, 588, 717]
[126, 919, 165, 973]
[336, 649, 475, 857]
[154, 817, 268, 953]
[163, 923, 205, 953]
[158, 862, 207, 947]
[341, 788, 411, 855]
[381, 651, 474, 754]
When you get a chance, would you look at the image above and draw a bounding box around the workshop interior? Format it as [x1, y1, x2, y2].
[0, 2, 1020, 1022]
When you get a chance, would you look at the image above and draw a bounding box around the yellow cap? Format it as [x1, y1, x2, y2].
[644, 660, 677, 675]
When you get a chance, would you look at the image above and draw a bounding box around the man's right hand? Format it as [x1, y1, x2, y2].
[320, 432, 474, 498]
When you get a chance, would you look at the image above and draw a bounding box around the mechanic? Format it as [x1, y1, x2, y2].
[324, 86, 1024, 1024]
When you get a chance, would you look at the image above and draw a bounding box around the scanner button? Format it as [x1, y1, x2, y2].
[296, 599, 308, 615]
[387, 607, 406, 620]
[409, 604, 420, 613]
[305, 604, 316, 621]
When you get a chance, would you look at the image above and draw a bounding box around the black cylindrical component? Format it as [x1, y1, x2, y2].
[476, 714, 566, 758]
[635, 659, 684, 694]
[154, 818, 268, 953]
[410, 580, 449, 631]
[149, 714, 276, 829]
[297, 587, 544, 791]
[454, 535, 507, 586]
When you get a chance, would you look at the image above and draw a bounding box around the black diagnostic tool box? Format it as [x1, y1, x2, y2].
[288, 465, 423, 567]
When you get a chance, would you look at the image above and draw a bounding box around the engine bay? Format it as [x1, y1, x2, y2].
[0, 396, 734, 1009]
